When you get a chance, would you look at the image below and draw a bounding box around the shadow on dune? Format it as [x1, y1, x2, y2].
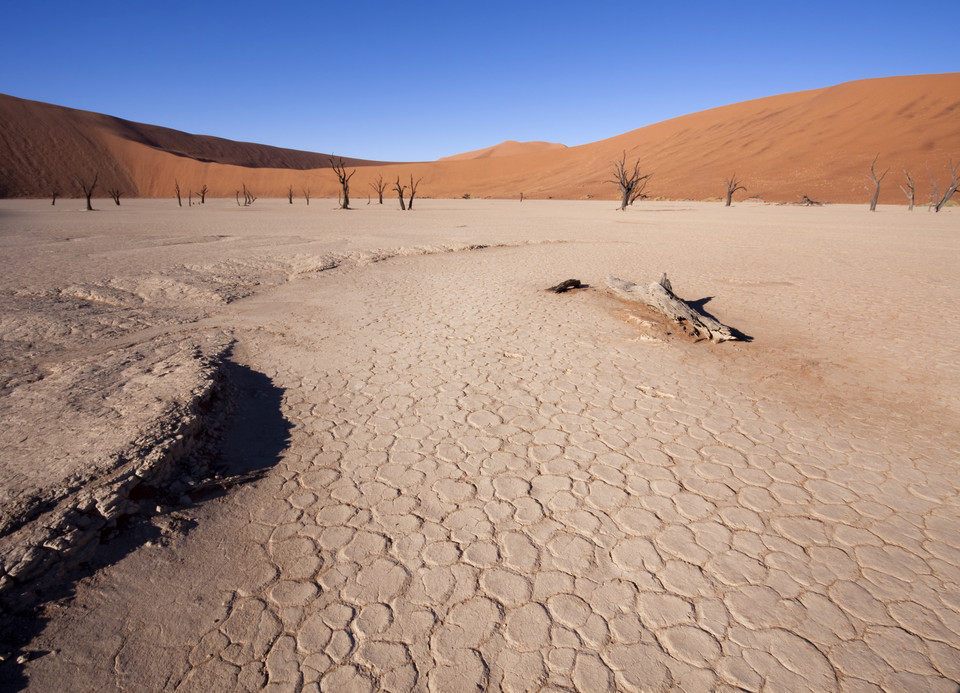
[0, 360, 291, 691]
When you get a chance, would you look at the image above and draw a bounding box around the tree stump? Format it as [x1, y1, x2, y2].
[547, 279, 584, 293]
[607, 274, 737, 342]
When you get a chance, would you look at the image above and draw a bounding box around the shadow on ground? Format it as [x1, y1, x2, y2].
[0, 360, 291, 691]
[688, 296, 754, 342]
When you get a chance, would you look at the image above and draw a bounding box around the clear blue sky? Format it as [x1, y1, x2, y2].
[2, 1, 956, 161]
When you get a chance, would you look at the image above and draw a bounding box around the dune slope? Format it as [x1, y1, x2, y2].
[1, 73, 958, 203]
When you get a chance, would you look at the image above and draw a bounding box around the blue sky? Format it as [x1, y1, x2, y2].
[2, 1, 956, 161]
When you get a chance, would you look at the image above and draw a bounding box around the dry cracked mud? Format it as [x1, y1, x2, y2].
[1, 199, 958, 692]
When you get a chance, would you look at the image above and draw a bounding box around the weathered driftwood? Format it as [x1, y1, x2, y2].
[607, 274, 737, 342]
[547, 279, 584, 293]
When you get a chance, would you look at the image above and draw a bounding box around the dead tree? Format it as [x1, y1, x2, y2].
[51, 190, 60, 206]
[303, 188, 311, 205]
[175, 180, 182, 207]
[236, 190, 241, 206]
[899, 170, 915, 211]
[393, 177, 407, 210]
[863, 154, 888, 211]
[369, 173, 388, 204]
[330, 157, 355, 209]
[724, 174, 746, 207]
[799, 195, 822, 206]
[610, 151, 651, 210]
[242, 183, 255, 206]
[75, 173, 98, 211]
[607, 274, 738, 342]
[198, 185, 208, 204]
[929, 158, 960, 213]
[407, 175, 423, 210]
[288, 185, 294, 204]
[107, 188, 122, 206]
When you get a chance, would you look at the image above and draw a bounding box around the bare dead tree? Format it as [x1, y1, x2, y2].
[724, 173, 747, 207]
[799, 195, 822, 206]
[303, 188, 311, 205]
[609, 151, 651, 210]
[369, 173, 388, 204]
[189, 190, 193, 207]
[330, 157, 355, 209]
[107, 188, 122, 206]
[393, 176, 407, 210]
[863, 154, 888, 212]
[929, 158, 960, 213]
[288, 185, 294, 204]
[236, 190, 241, 206]
[899, 170, 915, 211]
[175, 180, 182, 207]
[407, 175, 423, 210]
[75, 173, 98, 211]
[242, 183, 255, 206]
[198, 184, 208, 204]
[51, 190, 60, 206]
[520, 192, 524, 202]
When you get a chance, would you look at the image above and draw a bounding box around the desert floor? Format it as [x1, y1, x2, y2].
[1, 198, 959, 691]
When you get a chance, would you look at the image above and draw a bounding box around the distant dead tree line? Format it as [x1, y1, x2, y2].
[54, 153, 959, 212]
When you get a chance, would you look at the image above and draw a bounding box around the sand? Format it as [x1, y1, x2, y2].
[1, 198, 959, 691]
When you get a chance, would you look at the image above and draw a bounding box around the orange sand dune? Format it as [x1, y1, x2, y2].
[1, 73, 958, 204]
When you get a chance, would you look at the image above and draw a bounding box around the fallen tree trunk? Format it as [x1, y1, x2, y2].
[607, 274, 737, 342]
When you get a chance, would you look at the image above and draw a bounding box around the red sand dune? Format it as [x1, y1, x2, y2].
[1, 73, 958, 204]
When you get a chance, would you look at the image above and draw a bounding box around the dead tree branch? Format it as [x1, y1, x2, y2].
[370, 173, 388, 204]
[899, 170, 915, 211]
[303, 188, 311, 205]
[107, 188, 122, 206]
[724, 173, 747, 207]
[929, 158, 960, 212]
[330, 157, 355, 209]
[607, 274, 739, 342]
[393, 177, 407, 211]
[407, 175, 423, 210]
[198, 185, 208, 204]
[863, 154, 888, 212]
[609, 151, 651, 210]
[175, 180, 182, 207]
[75, 173, 99, 211]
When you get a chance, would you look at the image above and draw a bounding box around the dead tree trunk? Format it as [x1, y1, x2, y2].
[198, 185, 208, 204]
[370, 174, 388, 204]
[930, 158, 960, 213]
[607, 274, 738, 342]
[393, 177, 407, 210]
[610, 151, 651, 210]
[75, 173, 98, 211]
[724, 174, 746, 206]
[407, 175, 422, 210]
[236, 190, 241, 206]
[108, 188, 122, 205]
[303, 188, 311, 205]
[864, 154, 888, 211]
[51, 190, 59, 206]
[242, 183, 255, 206]
[175, 180, 182, 207]
[330, 157, 355, 209]
[288, 185, 294, 204]
[900, 170, 915, 211]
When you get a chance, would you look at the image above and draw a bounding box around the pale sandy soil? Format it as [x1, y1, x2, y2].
[1, 198, 959, 691]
